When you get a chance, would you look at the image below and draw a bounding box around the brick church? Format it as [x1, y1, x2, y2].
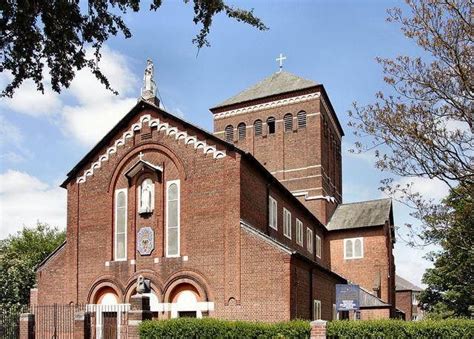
[34, 60, 399, 324]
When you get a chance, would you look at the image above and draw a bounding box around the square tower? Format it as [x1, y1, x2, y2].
[210, 71, 344, 224]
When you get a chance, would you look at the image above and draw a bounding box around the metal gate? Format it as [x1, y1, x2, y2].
[31, 304, 87, 339]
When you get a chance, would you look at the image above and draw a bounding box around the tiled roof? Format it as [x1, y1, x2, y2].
[396, 275, 422, 291]
[327, 198, 392, 231]
[213, 71, 318, 108]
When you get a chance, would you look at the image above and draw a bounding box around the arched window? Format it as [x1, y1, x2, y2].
[224, 125, 233, 142]
[114, 189, 127, 261]
[297, 111, 307, 129]
[345, 239, 353, 259]
[238, 123, 246, 140]
[254, 119, 262, 136]
[267, 117, 276, 134]
[354, 238, 362, 257]
[166, 180, 180, 257]
[284, 113, 293, 132]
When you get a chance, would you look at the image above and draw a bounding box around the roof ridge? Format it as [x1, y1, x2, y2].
[339, 197, 392, 206]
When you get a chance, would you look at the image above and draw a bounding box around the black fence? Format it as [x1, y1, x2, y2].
[0, 306, 28, 339]
[31, 304, 87, 339]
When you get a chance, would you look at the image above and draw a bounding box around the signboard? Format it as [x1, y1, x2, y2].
[336, 284, 360, 311]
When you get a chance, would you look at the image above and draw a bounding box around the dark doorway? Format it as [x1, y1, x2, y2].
[178, 311, 197, 318]
[103, 312, 117, 339]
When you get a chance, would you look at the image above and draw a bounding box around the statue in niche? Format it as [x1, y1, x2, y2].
[139, 178, 154, 214]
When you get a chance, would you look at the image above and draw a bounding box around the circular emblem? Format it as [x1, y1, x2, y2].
[137, 227, 154, 256]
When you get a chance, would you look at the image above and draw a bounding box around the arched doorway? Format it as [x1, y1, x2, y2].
[169, 283, 202, 318]
[91, 286, 128, 339]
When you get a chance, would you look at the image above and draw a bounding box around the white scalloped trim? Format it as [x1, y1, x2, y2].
[76, 114, 226, 184]
[213, 93, 320, 120]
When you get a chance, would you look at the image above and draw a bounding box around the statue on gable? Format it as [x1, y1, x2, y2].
[141, 59, 156, 100]
[139, 179, 154, 214]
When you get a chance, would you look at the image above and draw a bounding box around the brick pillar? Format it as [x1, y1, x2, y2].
[310, 320, 327, 339]
[74, 311, 91, 339]
[19, 313, 34, 339]
[127, 294, 152, 338]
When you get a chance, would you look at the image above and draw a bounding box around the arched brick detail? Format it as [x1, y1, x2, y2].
[124, 270, 164, 302]
[163, 270, 212, 303]
[87, 275, 125, 304]
[107, 142, 188, 193]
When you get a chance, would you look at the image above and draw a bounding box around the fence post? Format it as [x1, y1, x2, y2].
[127, 294, 152, 338]
[74, 311, 90, 339]
[19, 313, 35, 339]
[310, 320, 327, 339]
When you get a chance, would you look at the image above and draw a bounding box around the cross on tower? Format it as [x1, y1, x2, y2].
[276, 53, 287, 73]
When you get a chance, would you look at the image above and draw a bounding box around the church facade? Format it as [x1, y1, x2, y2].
[35, 63, 397, 323]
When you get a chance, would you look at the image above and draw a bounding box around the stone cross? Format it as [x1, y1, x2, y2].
[276, 53, 287, 73]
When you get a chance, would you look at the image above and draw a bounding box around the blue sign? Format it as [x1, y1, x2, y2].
[336, 284, 360, 311]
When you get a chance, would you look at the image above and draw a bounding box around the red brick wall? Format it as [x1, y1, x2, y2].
[327, 225, 395, 314]
[360, 308, 391, 320]
[396, 290, 413, 320]
[212, 88, 342, 224]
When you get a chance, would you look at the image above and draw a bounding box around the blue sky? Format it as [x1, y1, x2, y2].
[0, 0, 449, 286]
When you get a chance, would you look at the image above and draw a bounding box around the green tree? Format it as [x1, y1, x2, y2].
[0, 0, 267, 97]
[349, 0, 473, 243]
[419, 184, 474, 318]
[0, 222, 65, 308]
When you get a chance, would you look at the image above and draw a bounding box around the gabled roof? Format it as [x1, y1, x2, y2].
[327, 198, 393, 231]
[396, 275, 422, 292]
[212, 71, 318, 109]
[124, 159, 163, 180]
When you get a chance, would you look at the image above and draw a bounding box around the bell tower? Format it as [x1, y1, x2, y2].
[210, 70, 343, 224]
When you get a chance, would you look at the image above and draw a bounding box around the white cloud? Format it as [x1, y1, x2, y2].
[60, 46, 140, 146]
[392, 176, 450, 202]
[394, 243, 434, 287]
[0, 170, 66, 239]
[0, 115, 23, 146]
[62, 97, 138, 147]
[0, 74, 62, 117]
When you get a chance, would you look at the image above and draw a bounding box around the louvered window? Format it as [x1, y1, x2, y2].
[267, 117, 276, 134]
[238, 123, 246, 140]
[225, 125, 234, 142]
[254, 120, 262, 136]
[284, 113, 293, 132]
[297, 111, 307, 128]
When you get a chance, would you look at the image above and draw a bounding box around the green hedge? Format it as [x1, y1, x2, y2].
[139, 318, 310, 338]
[327, 319, 474, 338]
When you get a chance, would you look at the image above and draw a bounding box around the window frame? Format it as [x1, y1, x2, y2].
[237, 122, 246, 140]
[283, 113, 293, 132]
[283, 208, 292, 239]
[306, 227, 313, 253]
[114, 188, 128, 261]
[296, 219, 304, 246]
[166, 179, 181, 258]
[267, 117, 276, 134]
[316, 234, 322, 258]
[313, 300, 322, 320]
[254, 119, 263, 136]
[343, 237, 364, 259]
[224, 125, 234, 142]
[269, 196, 278, 230]
[297, 111, 307, 129]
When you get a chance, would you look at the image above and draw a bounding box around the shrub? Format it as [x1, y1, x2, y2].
[327, 319, 474, 338]
[139, 318, 310, 338]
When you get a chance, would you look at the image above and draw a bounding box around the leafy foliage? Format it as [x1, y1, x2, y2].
[0, 0, 267, 97]
[418, 183, 474, 318]
[0, 222, 65, 309]
[348, 0, 473, 245]
[139, 318, 310, 338]
[327, 319, 474, 338]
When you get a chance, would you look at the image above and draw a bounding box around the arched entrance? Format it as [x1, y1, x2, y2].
[89, 286, 128, 339]
[169, 284, 201, 318]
